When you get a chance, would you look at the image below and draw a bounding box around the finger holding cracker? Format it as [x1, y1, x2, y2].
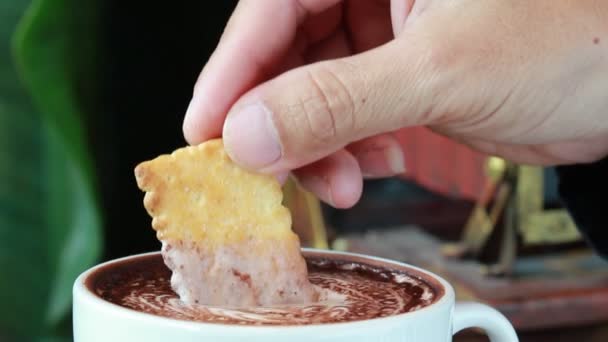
[135, 139, 318, 307]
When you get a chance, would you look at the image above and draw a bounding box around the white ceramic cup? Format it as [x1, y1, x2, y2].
[73, 249, 518, 341]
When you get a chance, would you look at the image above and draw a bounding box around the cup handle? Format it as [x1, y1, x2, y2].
[453, 302, 519, 342]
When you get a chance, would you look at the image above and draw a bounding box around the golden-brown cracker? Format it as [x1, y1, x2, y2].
[134, 139, 295, 248]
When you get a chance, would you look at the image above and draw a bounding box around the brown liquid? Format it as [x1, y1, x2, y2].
[87, 253, 442, 325]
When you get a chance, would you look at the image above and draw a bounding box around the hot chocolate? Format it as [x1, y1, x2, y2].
[87, 253, 442, 326]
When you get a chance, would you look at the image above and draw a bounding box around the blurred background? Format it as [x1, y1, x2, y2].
[1, 1, 608, 341]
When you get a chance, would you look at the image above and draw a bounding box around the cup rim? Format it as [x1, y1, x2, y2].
[74, 248, 455, 331]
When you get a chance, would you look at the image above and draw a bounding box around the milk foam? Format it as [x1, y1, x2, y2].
[108, 260, 437, 325]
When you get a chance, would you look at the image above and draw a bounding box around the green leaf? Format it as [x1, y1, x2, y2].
[0, 2, 49, 339]
[0, 0, 102, 339]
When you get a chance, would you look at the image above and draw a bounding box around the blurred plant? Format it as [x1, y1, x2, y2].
[1, 0, 102, 340]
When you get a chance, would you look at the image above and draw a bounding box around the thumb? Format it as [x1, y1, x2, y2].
[222, 39, 442, 173]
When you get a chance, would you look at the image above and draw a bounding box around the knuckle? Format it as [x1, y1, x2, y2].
[300, 64, 358, 145]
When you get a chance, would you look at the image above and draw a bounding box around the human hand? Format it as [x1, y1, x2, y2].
[183, 0, 608, 208]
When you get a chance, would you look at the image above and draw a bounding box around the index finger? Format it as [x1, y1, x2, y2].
[183, 0, 342, 145]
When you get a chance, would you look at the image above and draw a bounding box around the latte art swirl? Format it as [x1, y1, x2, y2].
[91, 255, 438, 325]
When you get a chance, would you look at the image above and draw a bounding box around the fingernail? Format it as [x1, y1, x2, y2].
[386, 144, 406, 174]
[223, 102, 282, 169]
[183, 98, 199, 144]
[297, 174, 335, 207]
[275, 172, 289, 185]
[353, 139, 406, 178]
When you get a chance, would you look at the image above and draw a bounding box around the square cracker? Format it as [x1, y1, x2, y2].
[134, 139, 294, 247]
[134, 139, 317, 306]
